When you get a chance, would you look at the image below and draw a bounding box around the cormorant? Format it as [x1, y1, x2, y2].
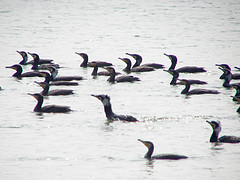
[28, 93, 71, 113]
[216, 64, 240, 79]
[126, 53, 164, 69]
[218, 67, 240, 88]
[27, 52, 59, 70]
[231, 85, 240, 101]
[138, 139, 188, 160]
[5, 64, 42, 78]
[35, 81, 74, 96]
[40, 72, 79, 86]
[164, 53, 206, 73]
[47, 66, 84, 81]
[179, 79, 220, 95]
[206, 120, 240, 143]
[105, 67, 140, 83]
[91, 94, 138, 122]
[17, 50, 54, 65]
[119, 57, 155, 73]
[75, 52, 112, 68]
[164, 69, 207, 85]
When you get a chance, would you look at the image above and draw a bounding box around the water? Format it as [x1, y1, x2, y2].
[0, 0, 240, 179]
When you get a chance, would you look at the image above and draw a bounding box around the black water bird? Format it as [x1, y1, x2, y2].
[91, 94, 138, 122]
[138, 139, 188, 160]
[75, 52, 112, 68]
[206, 120, 240, 143]
[216, 64, 240, 79]
[231, 85, 240, 101]
[47, 66, 84, 81]
[179, 79, 220, 95]
[105, 67, 140, 83]
[28, 93, 71, 113]
[35, 81, 74, 96]
[27, 52, 59, 70]
[119, 57, 155, 73]
[218, 67, 240, 88]
[164, 53, 206, 73]
[17, 50, 54, 65]
[40, 72, 79, 86]
[126, 53, 164, 69]
[164, 69, 207, 85]
[5, 64, 42, 78]
[91, 63, 121, 76]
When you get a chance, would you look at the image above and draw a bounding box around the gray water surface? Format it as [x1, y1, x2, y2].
[0, 0, 240, 179]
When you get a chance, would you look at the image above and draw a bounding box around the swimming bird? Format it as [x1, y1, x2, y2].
[164, 53, 206, 73]
[47, 66, 84, 81]
[126, 53, 164, 69]
[138, 139, 188, 160]
[27, 52, 59, 70]
[39, 72, 79, 86]
[231, 85, 240, 101]
[91, 94, 138, 122]
[35, 81, 74, 96]
[216, 64, 240, 79]
[105, 67, 140, 83]
[5, 64, 42, 78]
[206, 120, 240, 143]
[119, 57, 155, 73]
[17, 51, 54, 65]
[164, 69, 207, 85]
[28, 93, 71, 113]
[218, 67, 240, 88]
[75, 52, 112, 68]
[179, 79, 220, 95]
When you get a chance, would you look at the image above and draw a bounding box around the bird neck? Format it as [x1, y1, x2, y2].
[124, 61, 131, 73]
[31, 57, 39, 70]
[44, 74, 51, 83]
[51, 70, 58, 80]
[144, 145, 154, 159]
[181, 83, 190, 94]
[235, 88, 240, 96]
[13, 67, 23, 77]
[34, 97, 43, 112]
[102, 102, 115, 119]
[80, 55, 88, 67]
[41, 85, 49, 96]
[91, 66, 98, 76]
[107, 71, 116, 83]
[169, 57, 177, 70]
[210, 130, 219, 142]
[170, 73, 179, 85]
[19, 56, 28, 65]
[223, 72, 232, 87]
[132, 57, 142, 68]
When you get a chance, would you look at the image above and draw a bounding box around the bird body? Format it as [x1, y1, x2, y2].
[206, 120, 240, 143]
[35, 81, 74, 96]
[119, 57, 154, 73]
[179, 79, 219, 95]
[28, 93, 71, 113]
[91, 94, 138, 122]
[17, 51, 54, 65]
[47, 66, 84, 81]
[164, 69, 207, 85]
[126, 53, 164, 69]
[105, 67, 140, 83]
[138, 139, 188, 160]
[75, 52, 112, 68]
[5, 64, 42, 78]
[164, 53, 206, 73]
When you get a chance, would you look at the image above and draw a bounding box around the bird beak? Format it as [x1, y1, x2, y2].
[91, 94, 100, 100]
[28, 93, 37, 100]
[163, 53, 169, 57]
[206, 120, 213, 126]
[5, 65, 14, 69]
